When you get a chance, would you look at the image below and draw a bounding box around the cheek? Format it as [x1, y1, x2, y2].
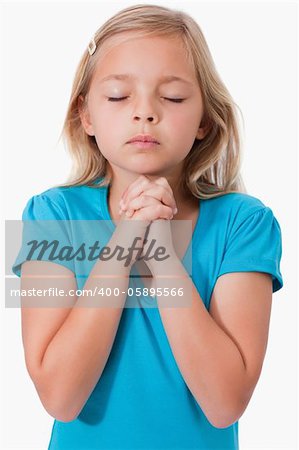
[168, 106, 202, 139]
[89, 104, 120, 138]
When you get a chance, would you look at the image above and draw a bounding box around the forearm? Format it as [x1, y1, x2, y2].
[153, 257, 250, 428]
[36, 258, 130, 422]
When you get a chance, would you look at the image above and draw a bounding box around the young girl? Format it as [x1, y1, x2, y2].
[13, 4, 283, 449]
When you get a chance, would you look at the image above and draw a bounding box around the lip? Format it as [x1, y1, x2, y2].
[127, 134, 160, 144]
[128, 141, 159, 149]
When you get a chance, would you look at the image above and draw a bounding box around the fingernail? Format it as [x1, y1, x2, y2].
[174, 208, 178, 214]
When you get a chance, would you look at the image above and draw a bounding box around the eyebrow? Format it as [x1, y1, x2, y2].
[98, 74, 193, 85]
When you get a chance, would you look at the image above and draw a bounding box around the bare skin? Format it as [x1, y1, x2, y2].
[20, 33, 273, 429]
[108, 177, 200, 291]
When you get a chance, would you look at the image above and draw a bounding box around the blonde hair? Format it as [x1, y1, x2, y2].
[58, 3, 247, 199]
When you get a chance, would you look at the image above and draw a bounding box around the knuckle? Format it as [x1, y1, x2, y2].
[147, 195, 156, 204]
[158, 177, 168, 186]
[139, 194, 148, 204]
[140, 195, 147, 206]
[140, 175, 149, 184]
[166, 206, 173, 216]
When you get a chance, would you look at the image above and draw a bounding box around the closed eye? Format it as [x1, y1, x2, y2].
[107, 97, 185, 103]
[164, 98, 185, 103]
[107, 97, 128, 102]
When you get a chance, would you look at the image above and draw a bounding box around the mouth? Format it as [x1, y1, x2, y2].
[127, 134, 160, 145]
[128, 142, 159, 150]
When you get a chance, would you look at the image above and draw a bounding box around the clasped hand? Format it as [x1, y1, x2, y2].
[118, 175, 178, 272]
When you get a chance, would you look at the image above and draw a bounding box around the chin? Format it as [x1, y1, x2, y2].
[124, 165, 164, 175]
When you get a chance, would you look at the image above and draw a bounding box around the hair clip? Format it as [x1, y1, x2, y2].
[88, 35, 97, 56]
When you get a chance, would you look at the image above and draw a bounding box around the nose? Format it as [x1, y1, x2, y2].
[131, 97, 159, 124]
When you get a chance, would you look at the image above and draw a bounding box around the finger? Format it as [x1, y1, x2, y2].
[132, 203, 174, 221]
[120, 180, 152, 211]
[152, 177, 175, 200]
[123, 195, 158, 218]
[120, 175, 144, 204]
[153, 177, 178, 214]
[123, 186, 177, 214]
[122, 190, 174, 215]
[120, 175, 150, 204]
[153, 177, 172, 192]
[123, 194, 158, 217]
[142, 186, 177, 212]
[120, 176, 169, 207]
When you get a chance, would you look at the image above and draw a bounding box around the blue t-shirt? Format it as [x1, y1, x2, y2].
[12, 180, 283, 450]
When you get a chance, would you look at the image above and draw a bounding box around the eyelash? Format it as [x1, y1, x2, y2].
[107, 97, 185, 103]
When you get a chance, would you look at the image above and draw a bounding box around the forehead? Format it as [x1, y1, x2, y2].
[92, 32, 196, 82]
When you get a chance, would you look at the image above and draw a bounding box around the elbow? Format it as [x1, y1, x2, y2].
[208, 409, 241, 429]
[28, 369, 81, 423]
[201, 381, 254, 429]
[41, 391, 81, 423]
[47, 405, 79, 423]
[208, 400, 247, 429]
[209, 415, 239, 429]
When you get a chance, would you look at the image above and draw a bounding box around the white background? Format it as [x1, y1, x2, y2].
[1, 0, 298, 449]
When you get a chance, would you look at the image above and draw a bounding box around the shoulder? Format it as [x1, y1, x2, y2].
[206, 191, 268, 211]
[22, 182, 105, 220]
[33, 185, 74, 205]
[22, 185, 74, 220]
[34, 184, 93, 206]
[205, 192, 272, 223]
[202, 192, 283, 245]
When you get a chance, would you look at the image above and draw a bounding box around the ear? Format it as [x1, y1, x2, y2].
[78, 95, 95, 136]
[196, 116, 211, 140]
[196, 127, 206, 140]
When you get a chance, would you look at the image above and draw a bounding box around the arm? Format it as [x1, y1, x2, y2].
[153, 256, 273, 428]
[21, 256, 130, 423]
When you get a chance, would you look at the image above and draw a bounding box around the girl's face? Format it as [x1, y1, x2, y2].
[80, 33, 206, 177]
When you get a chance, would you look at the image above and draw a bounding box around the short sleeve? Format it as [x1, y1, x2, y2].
[217, 207, 283, 293]
[12, 194, 75, 277]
